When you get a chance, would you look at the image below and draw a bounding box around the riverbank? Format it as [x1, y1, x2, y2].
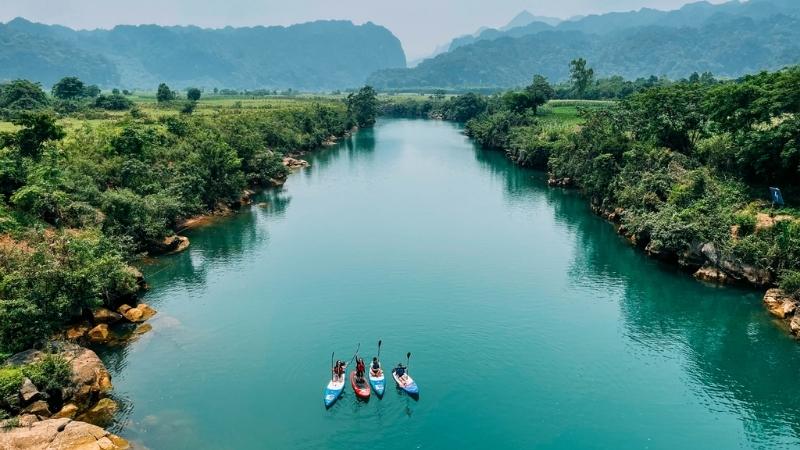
[379, 68, 800, 339]
[0, 87, 379, 444]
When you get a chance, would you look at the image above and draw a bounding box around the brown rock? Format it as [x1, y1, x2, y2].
[133, 323, 153, 336]
[92, 307, 123, 324]
[5, 344, 112, 409]
[137, 303, 157, 321]
[764, 288, 797, 319]
[694, 266, 729, 284]
[52, 403, 79, 419]
[23, 400, 51, 417]
[0, 418, 130, 450]
[19, 377, 40, 403]
[282, 156, 310, 169]
[65, 324, 90, 340]
[117, 304, 132, 315]
[790, 316, 800, 336]
[76, 398, 118, 427]
[17, 414, 41, 427]
[122, 307, 144, 322]
[88, 324, 110, 343]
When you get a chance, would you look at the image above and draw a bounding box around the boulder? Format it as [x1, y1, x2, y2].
[790, 316, 800, 336]
[87, 324, 111, 343]
[763, 288, 798, 319]
[17, 414, 41, 427]
[158, 235, 190, 254]
[22, 400, 51, 417]
[0, 418, 130, 450]
[282, 156, 310, 169]
[52, 403, 79, 419]
[137, 303, 157, 321]
[91, 307, 123, 324]
[701, 243, 773, 286]
[76, 397, 118, 427]
[65, 324, 90, 341]
[19, 378, 40, 404]
[694, 266, 729, 284]
[118, 305, 142, 322]
[5, 345, 111, 411]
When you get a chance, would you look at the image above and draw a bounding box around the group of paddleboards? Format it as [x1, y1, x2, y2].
[324, 340, 419, 408]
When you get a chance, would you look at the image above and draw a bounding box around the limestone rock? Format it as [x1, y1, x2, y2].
[790, 316, 800, 336]
[282, 156, 309, 169]
[52, 403, 79, 419]
[19, 377, 40, 404]
[137, 303, 157, 321]
[76, 397, 118, 427]
[701, 243, 773, 286]
[763, 288, 798, 319]
[694, 266, 729, 284]
[65, 324, 90, 341]
[88, 324, 110, 343]
[92, 307, 123, 324]
[23, 400, 51, 417]
[0, 418, 130, 450]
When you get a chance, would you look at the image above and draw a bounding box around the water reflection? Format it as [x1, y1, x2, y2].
[484, 147, 800, 446]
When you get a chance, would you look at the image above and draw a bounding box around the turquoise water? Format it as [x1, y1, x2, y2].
[100, 119, 800, 449]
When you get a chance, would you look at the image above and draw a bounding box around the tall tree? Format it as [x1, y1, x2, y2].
[51, 77, 85, 100]
[187, 87, 202, 102]
[569, 58, 594, 99]
[525, 74, 555, 114]
[346, 86, 379, 128]
[156, 83, 176, 103]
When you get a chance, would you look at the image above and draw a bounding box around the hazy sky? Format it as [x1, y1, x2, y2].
[0, 0, 728, 59]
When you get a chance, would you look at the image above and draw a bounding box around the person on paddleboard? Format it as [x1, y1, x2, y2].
[394, 363, 406, 378]
[371, 357, 380, 374]
[356, 357, 366, 382]
[333, 360, 345, 381]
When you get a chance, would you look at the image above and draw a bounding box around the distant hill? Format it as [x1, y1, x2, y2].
[500, 11, 561, 30]
[369, 0, 800, 90]
[0, 18, 406, 90]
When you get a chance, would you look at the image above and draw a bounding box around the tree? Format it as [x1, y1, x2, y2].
[0, 79, 50, 112]
[569, 58, 594, 99]
[94, 93, 134, 110]
[187, 87, 202, 102]
[156, 83, 176, 103]
[9, 112, 65, 159]
[346, 86, 379, 128]
[84, 84, 101, 98]
[52, 77, 85, 100]
[525, 75, 555, 114]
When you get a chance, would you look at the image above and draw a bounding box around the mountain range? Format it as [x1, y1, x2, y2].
[371, 0, 800, 90]
[0, 18, 406, 90]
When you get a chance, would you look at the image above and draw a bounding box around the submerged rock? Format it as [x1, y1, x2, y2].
[0, 418, 130, 450]
[92, 307, 123, 324]
[76, 398, 118, 427]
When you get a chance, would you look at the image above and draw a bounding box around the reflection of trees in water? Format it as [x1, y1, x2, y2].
[307, 127, 376, 173]
[537, 172, 800, 444]
[472, 145, 546, 202]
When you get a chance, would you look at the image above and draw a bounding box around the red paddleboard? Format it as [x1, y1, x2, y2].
[350, 371, 371, 399]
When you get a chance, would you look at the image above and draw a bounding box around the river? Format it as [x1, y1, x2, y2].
[98, 119, 800, 449]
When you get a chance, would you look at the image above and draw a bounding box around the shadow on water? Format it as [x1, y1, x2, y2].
[479, 142, 800, 444]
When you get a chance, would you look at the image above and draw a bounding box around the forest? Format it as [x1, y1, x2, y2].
[0, 78, 379, 356]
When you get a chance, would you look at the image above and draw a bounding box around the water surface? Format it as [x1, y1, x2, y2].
[101, 119, 800, 449]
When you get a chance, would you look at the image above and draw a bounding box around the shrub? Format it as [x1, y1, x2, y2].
[0, 367, 24, 400]
[22, 354, 71, 392]
[780, 271, 800, 298]
[733, 211, 757, 236]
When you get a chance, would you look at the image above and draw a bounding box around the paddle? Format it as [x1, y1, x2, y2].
[348, 343, 360, 366]
[377, 339, 382, 359]
[407, 351, 411, 372]
[330, 351, 334, 381]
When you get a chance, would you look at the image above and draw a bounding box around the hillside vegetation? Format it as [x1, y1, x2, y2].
[370, 0, 800, 90]
[0, 18, 406, 91]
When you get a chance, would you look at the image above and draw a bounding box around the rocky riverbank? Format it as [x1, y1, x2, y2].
[0, 343, 130, 449]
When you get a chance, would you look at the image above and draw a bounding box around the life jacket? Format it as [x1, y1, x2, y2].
[357, 360, 365, 372]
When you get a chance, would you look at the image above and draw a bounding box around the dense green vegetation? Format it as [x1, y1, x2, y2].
[0, 82, 377, 354]
[369, 0, 800, 90]
[381, 65, 800, 294]
[0, 18, 406, 90]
